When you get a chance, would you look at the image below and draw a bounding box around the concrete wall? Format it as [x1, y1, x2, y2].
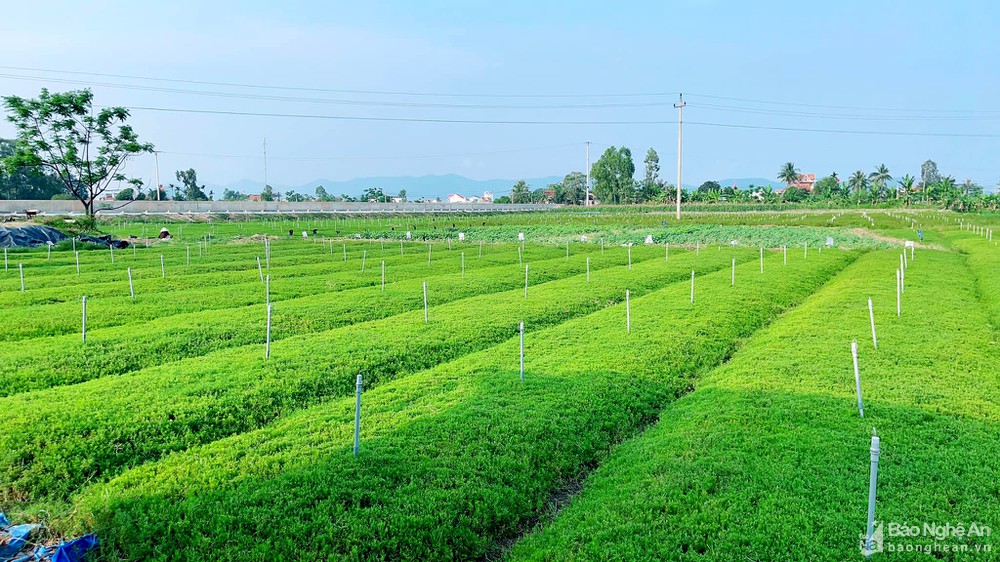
[0, 200, 557, 215]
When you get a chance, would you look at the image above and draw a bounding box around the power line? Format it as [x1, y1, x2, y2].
[687, 101, 1000, 121]
[0, 73, 678, 110]
[115, 104, 1000, 137]
[685, 92, 997, 115]
[6, 65, 997, 115]
[0, 65, 677, 99]
[157, 142, 585, 161]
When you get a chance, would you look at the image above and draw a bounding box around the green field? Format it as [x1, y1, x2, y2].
[1, 209, 997, 560]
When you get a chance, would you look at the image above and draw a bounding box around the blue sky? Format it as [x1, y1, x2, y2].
[1, 0, 998, 192]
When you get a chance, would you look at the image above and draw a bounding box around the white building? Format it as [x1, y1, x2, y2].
[447, 194, 470, 204]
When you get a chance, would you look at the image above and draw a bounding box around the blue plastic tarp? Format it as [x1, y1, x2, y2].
[0, 514, 97, 562]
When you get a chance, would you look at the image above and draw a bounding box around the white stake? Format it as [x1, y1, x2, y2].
[896, 269, 903, 317]
[732, 258, 736, 286]
[19, 263, 24, 292]
[479, 239, 483, 258]
[518, 245, 522, 265]
[361, 250, 367, 272]
[626, 289, 631, 333]
[519, 321, 525, 382]
[266, 274, 270, 307]
[910, 244, 914, 261]
[423, 281, 428, 323]
[47, 244, 51, 260]
[524, 264, 529, 298]
[868, 298, 878, 349]
[902, 250, 908, 270]
[864, 429, 881, 558]
[783, 245, 787, 265]
[900, 256, 905, 293]
[690, 270, 695, 303]
[353, 374, 363, 455]
[344, 244, 348, 261]
[82, 295, 87, 342]
[256, 256, 263, 283]
[75, 251, 80, 275]
[665, 242, 669, 262]
[127, 267, 135, 301]
[265, 303, 272, 359]
[381, 260, 386, 290]
[586, 257, 590, 282]
[852, 340, 865, 418]
[804, 242, 808, 259]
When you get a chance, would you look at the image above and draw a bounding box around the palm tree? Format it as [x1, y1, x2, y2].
[868, 164, 892, 200]
[510, 180, 530, 204]
[777, 162, 800, 188]
[848, 170, 868, 195]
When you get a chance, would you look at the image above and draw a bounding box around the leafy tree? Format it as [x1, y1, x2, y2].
[777, 162, 800, 188]
[560, 172, 586, 205]
[591, 147, 636, 204]
[813, 175, 841, 198]
[261, 184, 276, 202]
[176, 168, 208, 201]
[640, 148, 664, 202]
[494, 195, 512, 204]
[314, 185, 331, 201]
[222, 188, 245, 201]
[782, 186, 808, 202]
[510, 180, 530, 203]
[697, 180, 722, 193]
[921, 160, 941, 190]
[0, 139, 63, 199]
[285, 190, 308, 202]
[114, 187, 136, 201]
[362, 187, 388, 202]
[397, 189, 407, 202]
[1, 89, 154, 215]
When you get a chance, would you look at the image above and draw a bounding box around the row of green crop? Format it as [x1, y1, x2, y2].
[0, 247, 744, 503]
[509, 248, 1000, 561]
[60, 250, 857, 560]
[0, 237, 534, 294]
[941, 229, 1000, 333]
[98, 209, 926, 244]
[0, 248, 650, 396]
[0, 242, 589, 340]
[357, 223, 904, 249]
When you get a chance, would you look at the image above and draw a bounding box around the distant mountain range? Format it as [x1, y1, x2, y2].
[204, 174, 786, 200]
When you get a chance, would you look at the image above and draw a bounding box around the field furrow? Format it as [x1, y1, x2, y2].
[0, 246, 738, 503]
[507, 248, 1000, 561]
[61, 250, 855, 561]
